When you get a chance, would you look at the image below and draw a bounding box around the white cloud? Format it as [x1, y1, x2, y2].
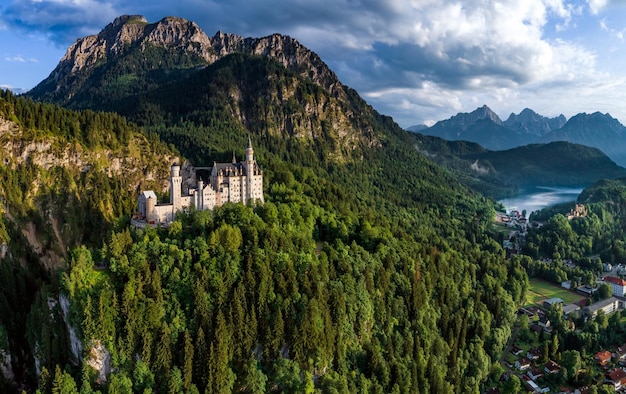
[4, 54, 37, 63]
[588, 0, 609, 14]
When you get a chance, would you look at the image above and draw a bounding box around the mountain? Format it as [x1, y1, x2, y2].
[414, 132, 626, 195]
[406, 124, 428, 132]
[420, 105, 530, 150]
[503, 108, 566, 138]
[418, 107, 626, 168]
[469, 141, 626, 187]
[539, 112, 626, 167]
[27, 15, 340, 110]
[8, 15, 532, 393]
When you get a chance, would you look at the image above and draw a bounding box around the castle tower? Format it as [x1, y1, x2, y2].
[170, 163, 182, 209]
[245, 137, 254, 203]
[146, 195, 156, 222]
[246, 136, 254, 164]
[197, 178, 204, 210]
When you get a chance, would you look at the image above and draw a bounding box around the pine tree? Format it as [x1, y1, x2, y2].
[183, 330, 194, 390]
[207, 310, 233, 393]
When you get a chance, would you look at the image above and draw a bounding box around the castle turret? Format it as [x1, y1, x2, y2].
[246, 136, 254, 164]
[197, 178, 204, 210]
[245, 137, 254, 202]
[146, 196, 156, 222]
[170, 163, 182, 209]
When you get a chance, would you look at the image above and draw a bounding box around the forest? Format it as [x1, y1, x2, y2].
[0, 79, 530, 394]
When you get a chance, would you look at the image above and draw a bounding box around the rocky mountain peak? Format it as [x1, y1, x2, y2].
[504, 108, 566, 137]
[433, 105, 503, 131]
[30, 15, 341, 103]
[474, 104, 503, 125]
[563, 112, 625, 132]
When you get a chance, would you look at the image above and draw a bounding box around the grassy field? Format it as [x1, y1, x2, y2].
[526, 278, 586, 306]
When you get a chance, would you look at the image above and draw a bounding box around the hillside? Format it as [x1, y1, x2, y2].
[0, 89, 178, 390]
[413, 133, 626, 195]
[539, 112, 626, 167]
[6, 15, 535, 393]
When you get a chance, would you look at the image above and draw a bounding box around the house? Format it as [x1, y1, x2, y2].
[530, 324, 543, 334]
[523, 376, 550, 393]
[577, 285, 598, 297]
[615, 344, 626, 365]
[511, 345, 524, 356]
[545, 360, 561, 374]
[516, 357, 532, 371]
[607, 368, 626, 390]
[561, 280, 572, 289]
[585, 297, 622, 319]
[519, 307, 537, 318]
[527, 347, 541, 361]
[527, 306, 545, 318]
[603, 276, 626, 297]
[595, 350, 612, 366]
[538, 316, 552, 333]
[528, 367, 544, 380]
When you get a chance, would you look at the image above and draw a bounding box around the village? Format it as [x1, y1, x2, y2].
[489, 205, 626, 393]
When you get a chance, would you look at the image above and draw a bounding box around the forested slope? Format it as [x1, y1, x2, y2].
[0, 90, 177, 391]
[1, 82, 530, 393]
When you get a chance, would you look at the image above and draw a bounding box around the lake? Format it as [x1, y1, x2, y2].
[498, 186, 583, 216]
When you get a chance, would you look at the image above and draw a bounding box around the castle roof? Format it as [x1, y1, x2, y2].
[140, 190, 157, 199]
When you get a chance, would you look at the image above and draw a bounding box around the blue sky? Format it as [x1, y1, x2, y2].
[2, 0, 626, 128]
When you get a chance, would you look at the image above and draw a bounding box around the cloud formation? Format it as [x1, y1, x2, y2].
[4, 54, 37, 63]
[1, 0, 626, 126]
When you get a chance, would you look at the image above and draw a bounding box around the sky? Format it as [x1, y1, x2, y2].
[2, 0, 626, 128]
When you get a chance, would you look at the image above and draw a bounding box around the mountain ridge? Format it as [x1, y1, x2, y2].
[28, 15, 342, 106]
[414, 105, 626, 166]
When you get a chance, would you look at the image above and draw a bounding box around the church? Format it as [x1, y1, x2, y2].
[136, 138, 264, 225]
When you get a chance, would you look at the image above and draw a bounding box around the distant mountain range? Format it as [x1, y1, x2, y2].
[411, 105, 626, 166]
[413, 133, 626, 197]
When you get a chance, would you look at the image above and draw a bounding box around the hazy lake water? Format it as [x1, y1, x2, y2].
[498, 186, 583, 215]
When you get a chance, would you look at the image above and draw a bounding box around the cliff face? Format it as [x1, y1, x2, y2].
[28, 15, 341, 104]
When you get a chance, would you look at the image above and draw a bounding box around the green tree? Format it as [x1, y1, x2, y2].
[560, 350, 581, 383]
[51, 366, 78, 394]
[502, 375, 521, 394]
[182, 330, 194, 390]
[240, 355, 267, 393]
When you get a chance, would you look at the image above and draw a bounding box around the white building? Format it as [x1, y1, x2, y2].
[136, 138, 264, 225]
[584, 297, 622, 319]
[604, 276, 626, 297]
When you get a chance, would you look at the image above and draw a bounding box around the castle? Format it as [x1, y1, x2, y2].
[136, 138, 264, 225]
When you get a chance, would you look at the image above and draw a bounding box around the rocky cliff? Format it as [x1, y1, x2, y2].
[503, 108, 566, 137]
[28, 15, 342, 105]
